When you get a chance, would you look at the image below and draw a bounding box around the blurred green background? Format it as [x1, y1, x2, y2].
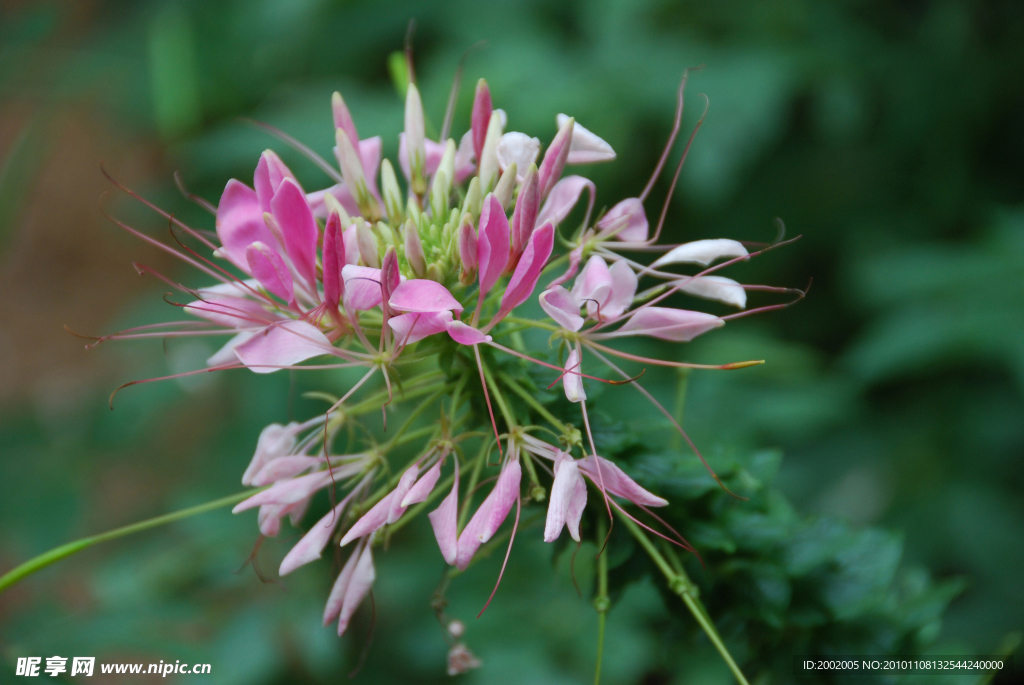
[1, 0, 1022, 683]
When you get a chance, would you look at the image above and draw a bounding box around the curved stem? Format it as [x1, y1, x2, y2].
[0, 489, 261, 594]
[593, 517, 610, 685]
[617, 511, 750, 685]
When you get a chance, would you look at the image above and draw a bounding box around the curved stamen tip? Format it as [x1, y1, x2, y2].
[720, 360, 765, 370]
[64, 324, 100, 343]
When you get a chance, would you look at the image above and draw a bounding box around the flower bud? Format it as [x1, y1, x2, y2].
[380, 158, 404, 225]
[381, 246, 399, 313]
[510, 163, 539, 260]
[471, 78, 492, 161]
[430, 170, 450, 225]
[493, 162, 516, 210]
[458, 213, 478, 285]
[336, 128, 379, 220]
[538, 116, 573, 199]
[322, 193, 352, 228]
[478, 111, 503, 193]
[404, 218, 426, 277]
[435, 138, 456, 192]
[462, 176, 482, 220]
[404, 83, 427, 196]
[355, 218, 380, 268]
[376, 221, 397, 250]
[331, 92, 360, 157]
[406, 195, 422, 225]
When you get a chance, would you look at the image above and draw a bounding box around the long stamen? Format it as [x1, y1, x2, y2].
[647, 94, 709, 244]
[473, 345, 503, 456]
[174, 171, 217, 215]
[588, 346, 745, 499]
[240, 118, 344, 184]
[640, 67, 699, 202]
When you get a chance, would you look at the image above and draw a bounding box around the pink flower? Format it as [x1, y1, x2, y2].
[597, 306, 724, 342]
[596, 197, 648, 242]
[323, 543, 375, 636]
[578, 455, 668, 507]
[544, 451, 587, 542]
[476, 194, 510, 299]
[537, 116, 573, 199]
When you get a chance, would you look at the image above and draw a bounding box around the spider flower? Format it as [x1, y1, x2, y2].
[90, 61, 801, 660]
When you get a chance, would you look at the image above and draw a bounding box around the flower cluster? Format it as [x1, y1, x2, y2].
[97, 69, 799, 671]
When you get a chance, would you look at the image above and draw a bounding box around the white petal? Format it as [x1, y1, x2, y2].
[651, 239, 749, 268]
[674, 275, 746, 309]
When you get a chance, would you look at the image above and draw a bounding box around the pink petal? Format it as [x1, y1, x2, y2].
[539, 286, 584, 332]
[357, 137, 383, 200]
[557, 114, 616, 164]
[343, 225, 359, 265]
[387, 465, 421, 524]
[322, 212, 345, 310]
[241, 422, 300, 486]
[548, 243, 583, 288]
[614, 307, 724, 342]
[402, 460, 443, 507]
[184, 294, 271, 328]
[536, 175, 595, 228]
[544, 451, 583, 542]
[323, 545, 360, 626]
[446, 320, 491, 346]
[562, 349, 586, 403]
[458, 218, 479, 276]
[339, 492, 394, 547]
[497, 221, 555, 318]
[270, 178, 319, 291]
[338, 545, 375, 636]
[604, 259, 638, 319]
[245, 241, 294, 304]
[251, 455, 323, 486]
[565, 470, 587, 542]
[215, 179, 277, 272]
[389, 311, 453, 345]
[480, 459, 521, 543]
[477, 194, 510, 298]
[280, 491, 356, 576]
[427, 460, 459, 565]
[342, 265, 382, 311]
[471, 79, 493, 161]
[571, 255, 612, 310]
[455, 489, 494, 571]
[389, 280, 464, 314]
[510, 164, 539, 259]
[307, 183, 358, 219]
[233, 320, 334, 373]
[579, 455, 668, 507]
[597, 198, 648, 242]
[207, 330, 256, 367]
[332, 92, 360, 159]
[455, 130, 477, 183]
[538, 116, 574, 199]
[254, 150, 299, 214]
[398, 133, 446, 181]
[233, 470, 333, 512]
[380, 247, 400, 313]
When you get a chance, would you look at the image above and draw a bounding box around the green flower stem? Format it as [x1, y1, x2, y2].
[499, 371, 567, 433]
[671, 369, 691, 452]
[0, 489, 261, 595]
[594, 517, 610, 685]
[346, 375, 445, 416]
[381, 387, 448, 454]
[520, 450, 543, 499]
[617, 510, 750, 685]
[501, 316, 560, 333]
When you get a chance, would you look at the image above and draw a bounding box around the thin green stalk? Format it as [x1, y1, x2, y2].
[671, 369, 691, 451]
[617, 511, 750, 685]
[594, 517, 610, 685]
[381, 387, 448, 453]
[480, 360, 516, 428]
[501, 316, 560, 333]
[499, 371, 567, 432]
[0, 489, 260, 594]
